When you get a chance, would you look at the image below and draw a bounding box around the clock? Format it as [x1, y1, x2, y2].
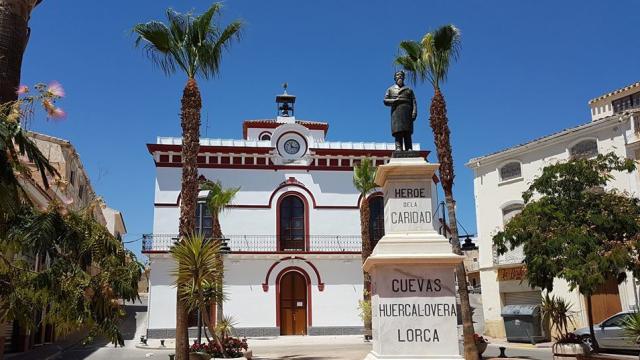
[284, 139, 301, 154]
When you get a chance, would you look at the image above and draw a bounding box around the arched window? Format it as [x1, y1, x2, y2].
[502, 203, 524, 225]
[195, 201, 213, 238]
[570, 139, 598, 159]
[259, 132, 272, 141]
[368, 196, 385, 250]
[499, 162, 522, 182]
[279, 195, 306, 251]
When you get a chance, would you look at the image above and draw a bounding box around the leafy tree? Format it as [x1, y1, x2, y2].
[0, 0, 43, 104]
[395, 24, 478, 359]
[133, 5, 242, 358]
[0, 203, 143, 348]
[493, 152, 640, 351]
[200, 179, 239, 323]
[353, 158, 377, 338]
[0, 83, 64, 216]
[170, 234, 226, 355]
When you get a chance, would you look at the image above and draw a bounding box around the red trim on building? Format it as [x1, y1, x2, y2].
[262, 256, 325, 292]
[276, 191, 311, 252]
[275, 266, 313, 328]
[243, 119, 329, 139]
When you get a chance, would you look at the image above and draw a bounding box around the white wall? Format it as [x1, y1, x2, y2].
[148, 256, 364, 330]
[470, 116, 639, 337]
[147, 256, 177, 330]
[153, 167, 362, 236]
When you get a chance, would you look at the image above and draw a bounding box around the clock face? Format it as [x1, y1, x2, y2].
[283, 139, 301, 154]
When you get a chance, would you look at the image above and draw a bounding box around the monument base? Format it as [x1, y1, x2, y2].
[363, 156, 464, 360]
[364, 351, 463, 360]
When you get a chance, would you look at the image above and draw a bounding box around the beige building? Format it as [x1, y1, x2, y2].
[466, 81, 640, 339]
[3, 132, 125, 355]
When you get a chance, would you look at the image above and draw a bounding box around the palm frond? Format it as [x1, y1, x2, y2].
[201, 179, 240, 215]
[394, 41, 428, 86]
[353, 158, 378, 197]
[421, 24, 461, 88]
[134, 3, 243, 80]
[133, 21, 178, 76]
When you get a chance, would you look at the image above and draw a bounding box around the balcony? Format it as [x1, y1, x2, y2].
[492, 244, 525, 267]
[142, 234, 362, 253]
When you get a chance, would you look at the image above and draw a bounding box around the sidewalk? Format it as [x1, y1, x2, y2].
[4, 330, 86, 360]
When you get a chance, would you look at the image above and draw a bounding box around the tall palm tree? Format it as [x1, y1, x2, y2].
[395, 25, 479, 360]
[0, 0, 42, 104]
[353, 158, 377, 339]
[133, 5, 242, 359]
[200, 179, 239, 323]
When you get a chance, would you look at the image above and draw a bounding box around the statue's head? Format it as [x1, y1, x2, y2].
[394, 71, 405, 86]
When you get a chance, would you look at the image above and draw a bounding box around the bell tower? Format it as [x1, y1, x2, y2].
[276, 83, 296, 123]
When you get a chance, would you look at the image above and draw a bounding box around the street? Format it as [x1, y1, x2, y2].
[55, 296, 554, 360]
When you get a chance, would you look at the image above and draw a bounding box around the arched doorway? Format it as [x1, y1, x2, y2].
[279, 271, 308, 335]
[278, 194, 306, 251]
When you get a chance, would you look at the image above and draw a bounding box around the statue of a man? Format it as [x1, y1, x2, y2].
[384, 71, 417, 151]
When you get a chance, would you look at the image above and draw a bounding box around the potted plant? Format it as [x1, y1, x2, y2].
[358, 291, 372, 340]
[474, 333, 488, 357]
[542, 295, 589, 359]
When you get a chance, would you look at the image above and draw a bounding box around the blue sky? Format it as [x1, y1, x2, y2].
[22, 1, 640, 259]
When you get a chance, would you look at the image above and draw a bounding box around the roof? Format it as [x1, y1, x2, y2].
[153, 136, 415, 151]
[466, 109, 640, 167]
[242, 119, 329, 138]
[588, 81, 640, 104]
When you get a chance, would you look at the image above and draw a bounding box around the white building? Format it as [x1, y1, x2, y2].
[466, 82, 640, 339]
[144, 92, 427, 338]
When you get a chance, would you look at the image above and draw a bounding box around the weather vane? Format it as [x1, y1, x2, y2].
[282, 82, 288, 94]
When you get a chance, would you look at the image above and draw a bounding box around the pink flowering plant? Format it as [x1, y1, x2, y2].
[1, 81, 67, 204]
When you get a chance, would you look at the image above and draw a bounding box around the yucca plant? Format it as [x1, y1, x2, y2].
[170, 234, 226, 355]
[541, 294, 576, 340]
[621, 312, 640, 354]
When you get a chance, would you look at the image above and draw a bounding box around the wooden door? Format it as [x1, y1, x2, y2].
[590, 278, 622, 324]
[280, 272, 307, 335]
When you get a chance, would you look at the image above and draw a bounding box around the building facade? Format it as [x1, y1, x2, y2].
[143, 93, 427, 338]
[3, 132, 125, 354]
[466, 82, 640, 339]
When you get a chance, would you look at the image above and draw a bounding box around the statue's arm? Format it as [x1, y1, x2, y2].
[412, 93, 417, 120]
[383, 89, 395, 106]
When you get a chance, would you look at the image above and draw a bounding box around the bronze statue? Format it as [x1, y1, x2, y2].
[384, 71, 417, 151]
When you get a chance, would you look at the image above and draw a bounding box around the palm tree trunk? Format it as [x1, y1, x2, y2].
[430, 88, 479, 360]
[213, 216, 224, 324]
[176, 77, 202, 360]
[0, 0, 39, 104]
[359, 199, 372, 337]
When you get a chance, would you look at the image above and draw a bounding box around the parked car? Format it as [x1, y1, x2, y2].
[574, 311, 640, 351]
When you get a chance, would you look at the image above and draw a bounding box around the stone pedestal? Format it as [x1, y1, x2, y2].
[363, 157, 463, 360]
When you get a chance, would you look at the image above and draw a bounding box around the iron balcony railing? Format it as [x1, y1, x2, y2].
[142, 234, 362, 253]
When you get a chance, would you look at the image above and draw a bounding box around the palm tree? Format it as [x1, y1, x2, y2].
[353, 158, 377, 339]
[170, 234, 225, 355]
[395, 24, 479, 360]
[133, 5, 242, 358]
[0, 0, 43, 104]
[200, 179, 239, 323]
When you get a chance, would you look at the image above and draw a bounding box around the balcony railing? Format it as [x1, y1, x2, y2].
[142, 234, 362, 253]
